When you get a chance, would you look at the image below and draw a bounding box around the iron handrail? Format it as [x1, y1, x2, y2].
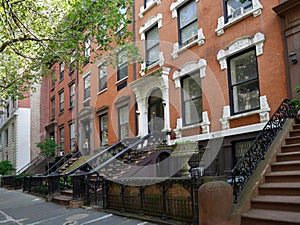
[231, 99, 296, 202]
[16, 155, 46, 175]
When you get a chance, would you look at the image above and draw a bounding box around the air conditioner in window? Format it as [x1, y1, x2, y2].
[232, 7, 243, 19]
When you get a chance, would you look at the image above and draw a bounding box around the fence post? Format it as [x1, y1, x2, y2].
[191, 169, 202, 225]
[47, 172, 60, 200]
[102, 178, 108, 209]
[70, 171, 85, 208]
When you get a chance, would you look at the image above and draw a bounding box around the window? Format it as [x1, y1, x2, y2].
[97, 24, 107, 47]
[69, 53, 75, 74]
[59, 127, 64, 152]
[228, 49, 260, 114]
[181, 73, 202, 125]
[98, 65, 107, 92]
[99, 114, 108, 146]
[117, 50, 128, 81]
[84, 38, 91, 65]
[224, 0, 252, 23]
[69, 122, 75, 152]
[5, 129, 8, 147]
[51, 69, 56, 90]
[59, 90, 64, 113]
[178, 1, 198, 47]
[59, 63, 64, 81]
[69, 83, 75, 108]
[51, 97, 55, 119]
[118, 105, 129, 140]
[6, 103, 10, 118]
[233, 139, 253, 165]
[117, 50, 128, 90]
[83, 74, 90, 101]
[146, 26, 160, 66]
[144, 0, 152, 8]
[0, 134, 2, 149]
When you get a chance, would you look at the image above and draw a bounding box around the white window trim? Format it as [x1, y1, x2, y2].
[170, 0, 200, 18]
[217, 32, 265, 70]
[220, 95, 270, 130]
[174, 111, 210, 138]
[115, 76, 128, 85]
[171, 28, 205, 59]
[139, 0, 161, 19]
[215, 0, 263, 36]
[82, 71, 91, 79]
[140, 51, 165, 76]
[139, 14, 162, 41]
[172, 59, 207, 88]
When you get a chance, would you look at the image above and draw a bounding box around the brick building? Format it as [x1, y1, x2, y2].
[46, 0, 295, 174]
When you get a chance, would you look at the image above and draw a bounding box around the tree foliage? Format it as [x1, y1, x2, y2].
[36, 138, 61, 156]
[0, 0, 134, 100]
[0, 160, 15, 175]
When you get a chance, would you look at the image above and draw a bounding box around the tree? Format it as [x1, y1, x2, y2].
[0, 160, 15, 175]
[0, 0, 135, 100]
[36, 138, 61, 156]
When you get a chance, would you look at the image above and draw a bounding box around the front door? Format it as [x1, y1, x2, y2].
[148, 89, 164, 132]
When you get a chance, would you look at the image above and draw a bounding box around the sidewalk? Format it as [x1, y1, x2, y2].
[0, 188, 156, 225]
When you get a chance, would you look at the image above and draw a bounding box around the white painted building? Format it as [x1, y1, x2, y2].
[0, 98, 31, 173]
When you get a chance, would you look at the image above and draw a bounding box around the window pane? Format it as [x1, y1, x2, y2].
[118, 64, 128, 80]
[147, 45, 160, 65]
[100, 114, 108, 146]
[180, 21, 198, 45]
[233, 80, 260, 113]
[230, 50, 257, 85]
[184, 98, 202, 124]
[146, 27, 159, 49]
[99, 66, 107, 91]
[179, 1, 197, 28]
[183, 75, 201, 100]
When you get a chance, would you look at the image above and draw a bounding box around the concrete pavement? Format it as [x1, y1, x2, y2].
[0, 188, 156, 225]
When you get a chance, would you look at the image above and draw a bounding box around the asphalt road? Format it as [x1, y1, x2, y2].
[0, 188, 156, 225]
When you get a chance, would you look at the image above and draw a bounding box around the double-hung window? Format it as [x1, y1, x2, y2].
[146, 26, 160, 66]
[59, 127, 64, 152]
[178, 1, 198, 47]
[99, 113, 108, 146]
[98, 65, 107, 92]
[84, 38, 91, 65]
[59, 90, 64, 113]
[59, 63, 64, 81]
[228, 48, 260, 115]
[84, 75, 90, 106]
[181, 73, 202, 125]
[118, 105, 129, 140]
[224, 0, 252, 23]
[51, 97, 55, 119]
[117, 50, 128, 90]
[69, 83, 75, 108]
[69, 122, 75, 152]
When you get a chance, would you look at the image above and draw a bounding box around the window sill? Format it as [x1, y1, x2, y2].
[215, 2, 263, 36]
[69, 106, 74, 111]
[115, 76, 128, 85]
[227, 108, 264, 121]
[59, 111, 64, 116]
[138, 0, 161, 19]
[171, 28, 205, 59]
[97, 88, 108, 95]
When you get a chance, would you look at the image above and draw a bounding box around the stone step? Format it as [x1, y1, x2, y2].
[281, 143, 300, 153]
[259, 182, 300, 196]
[271, 160, 300, 172]
[293, 123, 300, 131]
[265, 171, 300, 183]
[61, 189, 73, 197]
[277, 151, 300, 162]
[242, 209, 300, 225]
[52, 195, 72, 206]
[251, 195, 300, 212]
[285, 136, 300, 145]
[289, 129, 300, 138]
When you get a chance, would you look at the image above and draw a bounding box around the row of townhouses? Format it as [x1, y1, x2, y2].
[1, 0, 299, 175]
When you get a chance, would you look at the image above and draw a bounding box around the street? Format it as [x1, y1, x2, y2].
[0, 188, 156, 225]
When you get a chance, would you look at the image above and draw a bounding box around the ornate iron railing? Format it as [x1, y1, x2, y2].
[231, 99, 296, 202]
[52, 151, 81, 174]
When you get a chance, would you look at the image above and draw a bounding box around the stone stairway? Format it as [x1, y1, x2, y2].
[242, 121, 300, 225]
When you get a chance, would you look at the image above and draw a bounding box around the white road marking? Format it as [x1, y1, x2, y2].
[0, 210, 22, 225]
[137, 222, 148, 225]
[26, 214, 65, 225]
[81, 214, 113, 224]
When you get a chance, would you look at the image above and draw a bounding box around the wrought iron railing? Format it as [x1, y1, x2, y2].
[231, 99, 296, 202]
[52, 151, 81, 174]
[90, 131, 168, 178]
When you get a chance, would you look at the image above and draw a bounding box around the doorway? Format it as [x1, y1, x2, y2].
[148, 89, 164, 132]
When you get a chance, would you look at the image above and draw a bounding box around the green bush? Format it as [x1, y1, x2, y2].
[0, 160, 15, 175]
[36, 138, 61, 156]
